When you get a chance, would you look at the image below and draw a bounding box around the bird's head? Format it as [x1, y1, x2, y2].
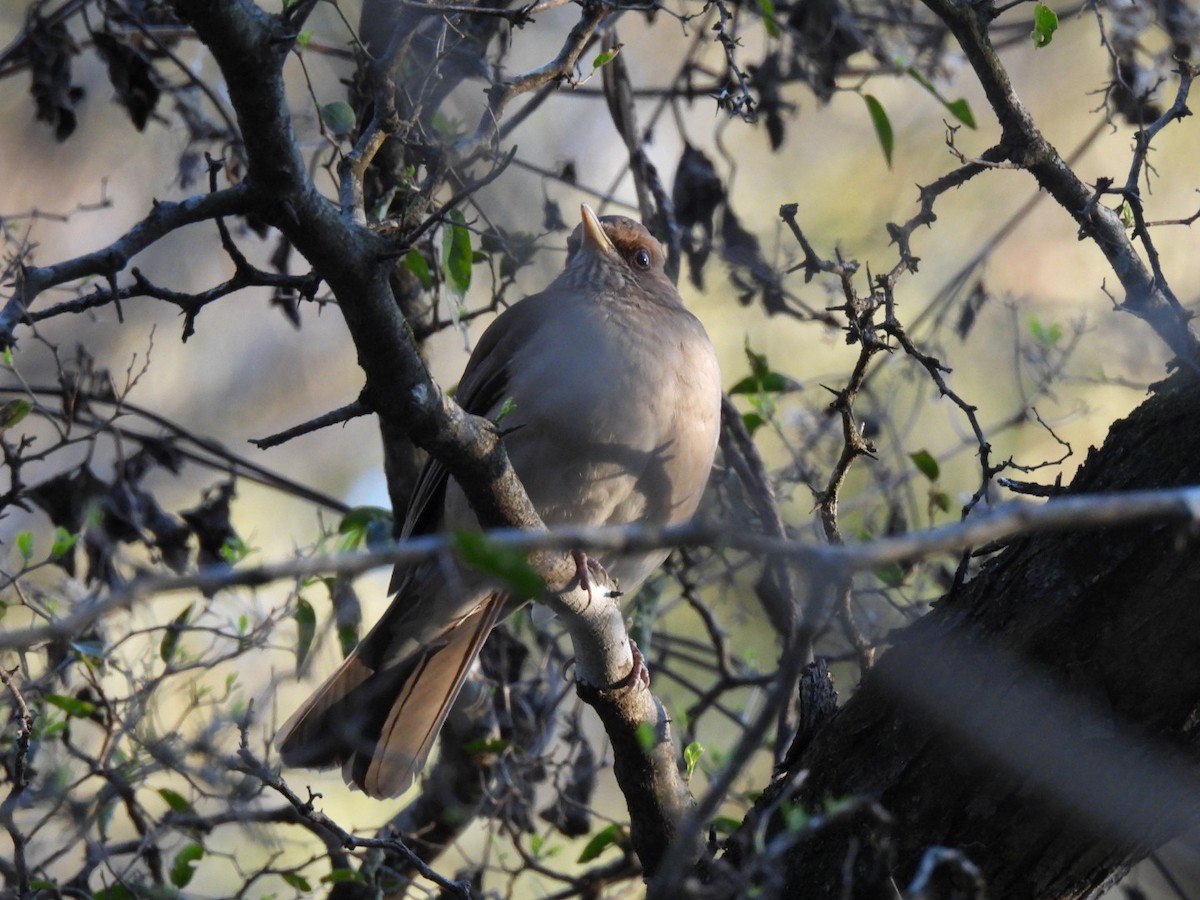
[561, 204, 677, 304]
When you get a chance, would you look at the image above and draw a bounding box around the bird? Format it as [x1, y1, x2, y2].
[276, 203, 722, 798]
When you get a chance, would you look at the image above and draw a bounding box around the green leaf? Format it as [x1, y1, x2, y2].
[1028, 315, 1062, 347]
[453, 531, 543, 600]
[742, 412, 766, 435]
[578, 823, 625, 863]
[404, 249, 433, 288]
[748, 345, 787, 391]
[530, 832, 548, 858]
[431, 111, 465, 140]
[1032, 2, 1059, 48]
[728, 378, 761, 395]
[15, 530, 33, 561]
[338, 505, 393, 552]
[824, 795, 854, 815]
[757, 0, 780, 37]
[782, 800, 810, 831]
[875, 563, 907, 588]
[863, 94, 894, 167]
[711, 815, 742, 834]
[933, 491, 952, 513]
[170, 842, 204, 888]
[592, 44, 622, 69]
[729, 344, 793, 395]
[281, 872, 312, 891]
[684, 741, 705, 780]
[462, 737, 512, 754]
[441, 208, 473, 296]
[294, 597, 316, 671]
[635, 721, 657, 752]
[296, 31, 313, 49]
[2, 346, 12, 366]
[1119, 200, 1135, 228]
[92, 887, 135, 900]
[37, 720, 67, 742]
[158, 788, 195, 816]
[944, 98, 977, 129]
[50, 527, 77, 559]
[322, 868, 368, 885]
[905, 68, 977, 129]
[494, 396, 517, 424]
[320, 100, 356, 136]
[160, 603, 193, 665]
[219, 535, 253, 564]
[0, 399, 31, 429]
[338, 623, 359, 659]
[44, 693, 96, 718]
[909, 449, 940, 482]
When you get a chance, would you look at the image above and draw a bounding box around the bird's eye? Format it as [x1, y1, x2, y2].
[633, 248, 652, 270]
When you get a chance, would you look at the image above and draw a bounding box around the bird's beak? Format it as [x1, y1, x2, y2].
[580, 203, 616, 256]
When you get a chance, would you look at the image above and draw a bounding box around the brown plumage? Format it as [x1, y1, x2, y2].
[276, 205, 722, 798]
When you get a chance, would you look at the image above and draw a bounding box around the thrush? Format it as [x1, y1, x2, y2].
[276, 204, 722, 798]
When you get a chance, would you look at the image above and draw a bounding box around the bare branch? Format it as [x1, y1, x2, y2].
[920, 0, 1200, 361]
[6, 485, 1200, 654]
[249, 399, 371, 450]
[460, 0, 608, 149]
[3, 183, 255, 344]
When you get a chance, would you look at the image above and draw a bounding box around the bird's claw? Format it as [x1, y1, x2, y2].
[611, 639, 651, 692]
[571, 550, 622, 602]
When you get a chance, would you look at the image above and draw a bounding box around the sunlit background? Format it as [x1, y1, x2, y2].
[2, 0, 1197, 894]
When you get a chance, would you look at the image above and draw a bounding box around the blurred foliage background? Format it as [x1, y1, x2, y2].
[1, 0, 1198, 895]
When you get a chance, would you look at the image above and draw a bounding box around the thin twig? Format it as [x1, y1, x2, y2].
[5, 485, 1200, 652]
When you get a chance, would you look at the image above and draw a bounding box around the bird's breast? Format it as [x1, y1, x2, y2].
[500, 300, 721, 535]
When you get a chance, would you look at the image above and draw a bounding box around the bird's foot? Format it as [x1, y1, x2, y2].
[571, 550, 622, 603]
[610, 639, 651, 692]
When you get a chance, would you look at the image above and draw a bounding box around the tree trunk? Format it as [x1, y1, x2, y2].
[754, 367, 1200, 899]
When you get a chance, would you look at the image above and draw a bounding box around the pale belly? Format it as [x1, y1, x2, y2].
[442, 310, 720, 592]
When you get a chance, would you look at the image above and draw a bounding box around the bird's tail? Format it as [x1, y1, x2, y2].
[275, 594, 503, 799]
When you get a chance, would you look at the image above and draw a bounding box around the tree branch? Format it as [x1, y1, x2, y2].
[7, 485, 1200, 652]
[920, 0, 1200, 361]
[3, 183, 254, 345]
[759, 368, 1200, 897]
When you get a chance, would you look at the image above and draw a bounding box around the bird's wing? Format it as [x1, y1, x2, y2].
[394, 294, 553, 567]
[277, 573, 506, 797]
[353, 592, 505, 797]
[341, 297, 557, 792]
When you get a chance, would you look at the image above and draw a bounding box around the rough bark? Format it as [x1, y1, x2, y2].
[752, 367, 1200, 899]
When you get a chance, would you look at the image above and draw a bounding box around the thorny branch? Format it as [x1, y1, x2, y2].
[5, 484, 1200, 654]
[232, 726, 473, 898]
[2, 184, 255, 344]
[1104, 63, 1199, 297]
[0, 383, 349, 512]
[462, 0, 609, 149]
[1, 0, 1198, 895]
[0, 669, 33, 898]
[922, 0, 1200, 361]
